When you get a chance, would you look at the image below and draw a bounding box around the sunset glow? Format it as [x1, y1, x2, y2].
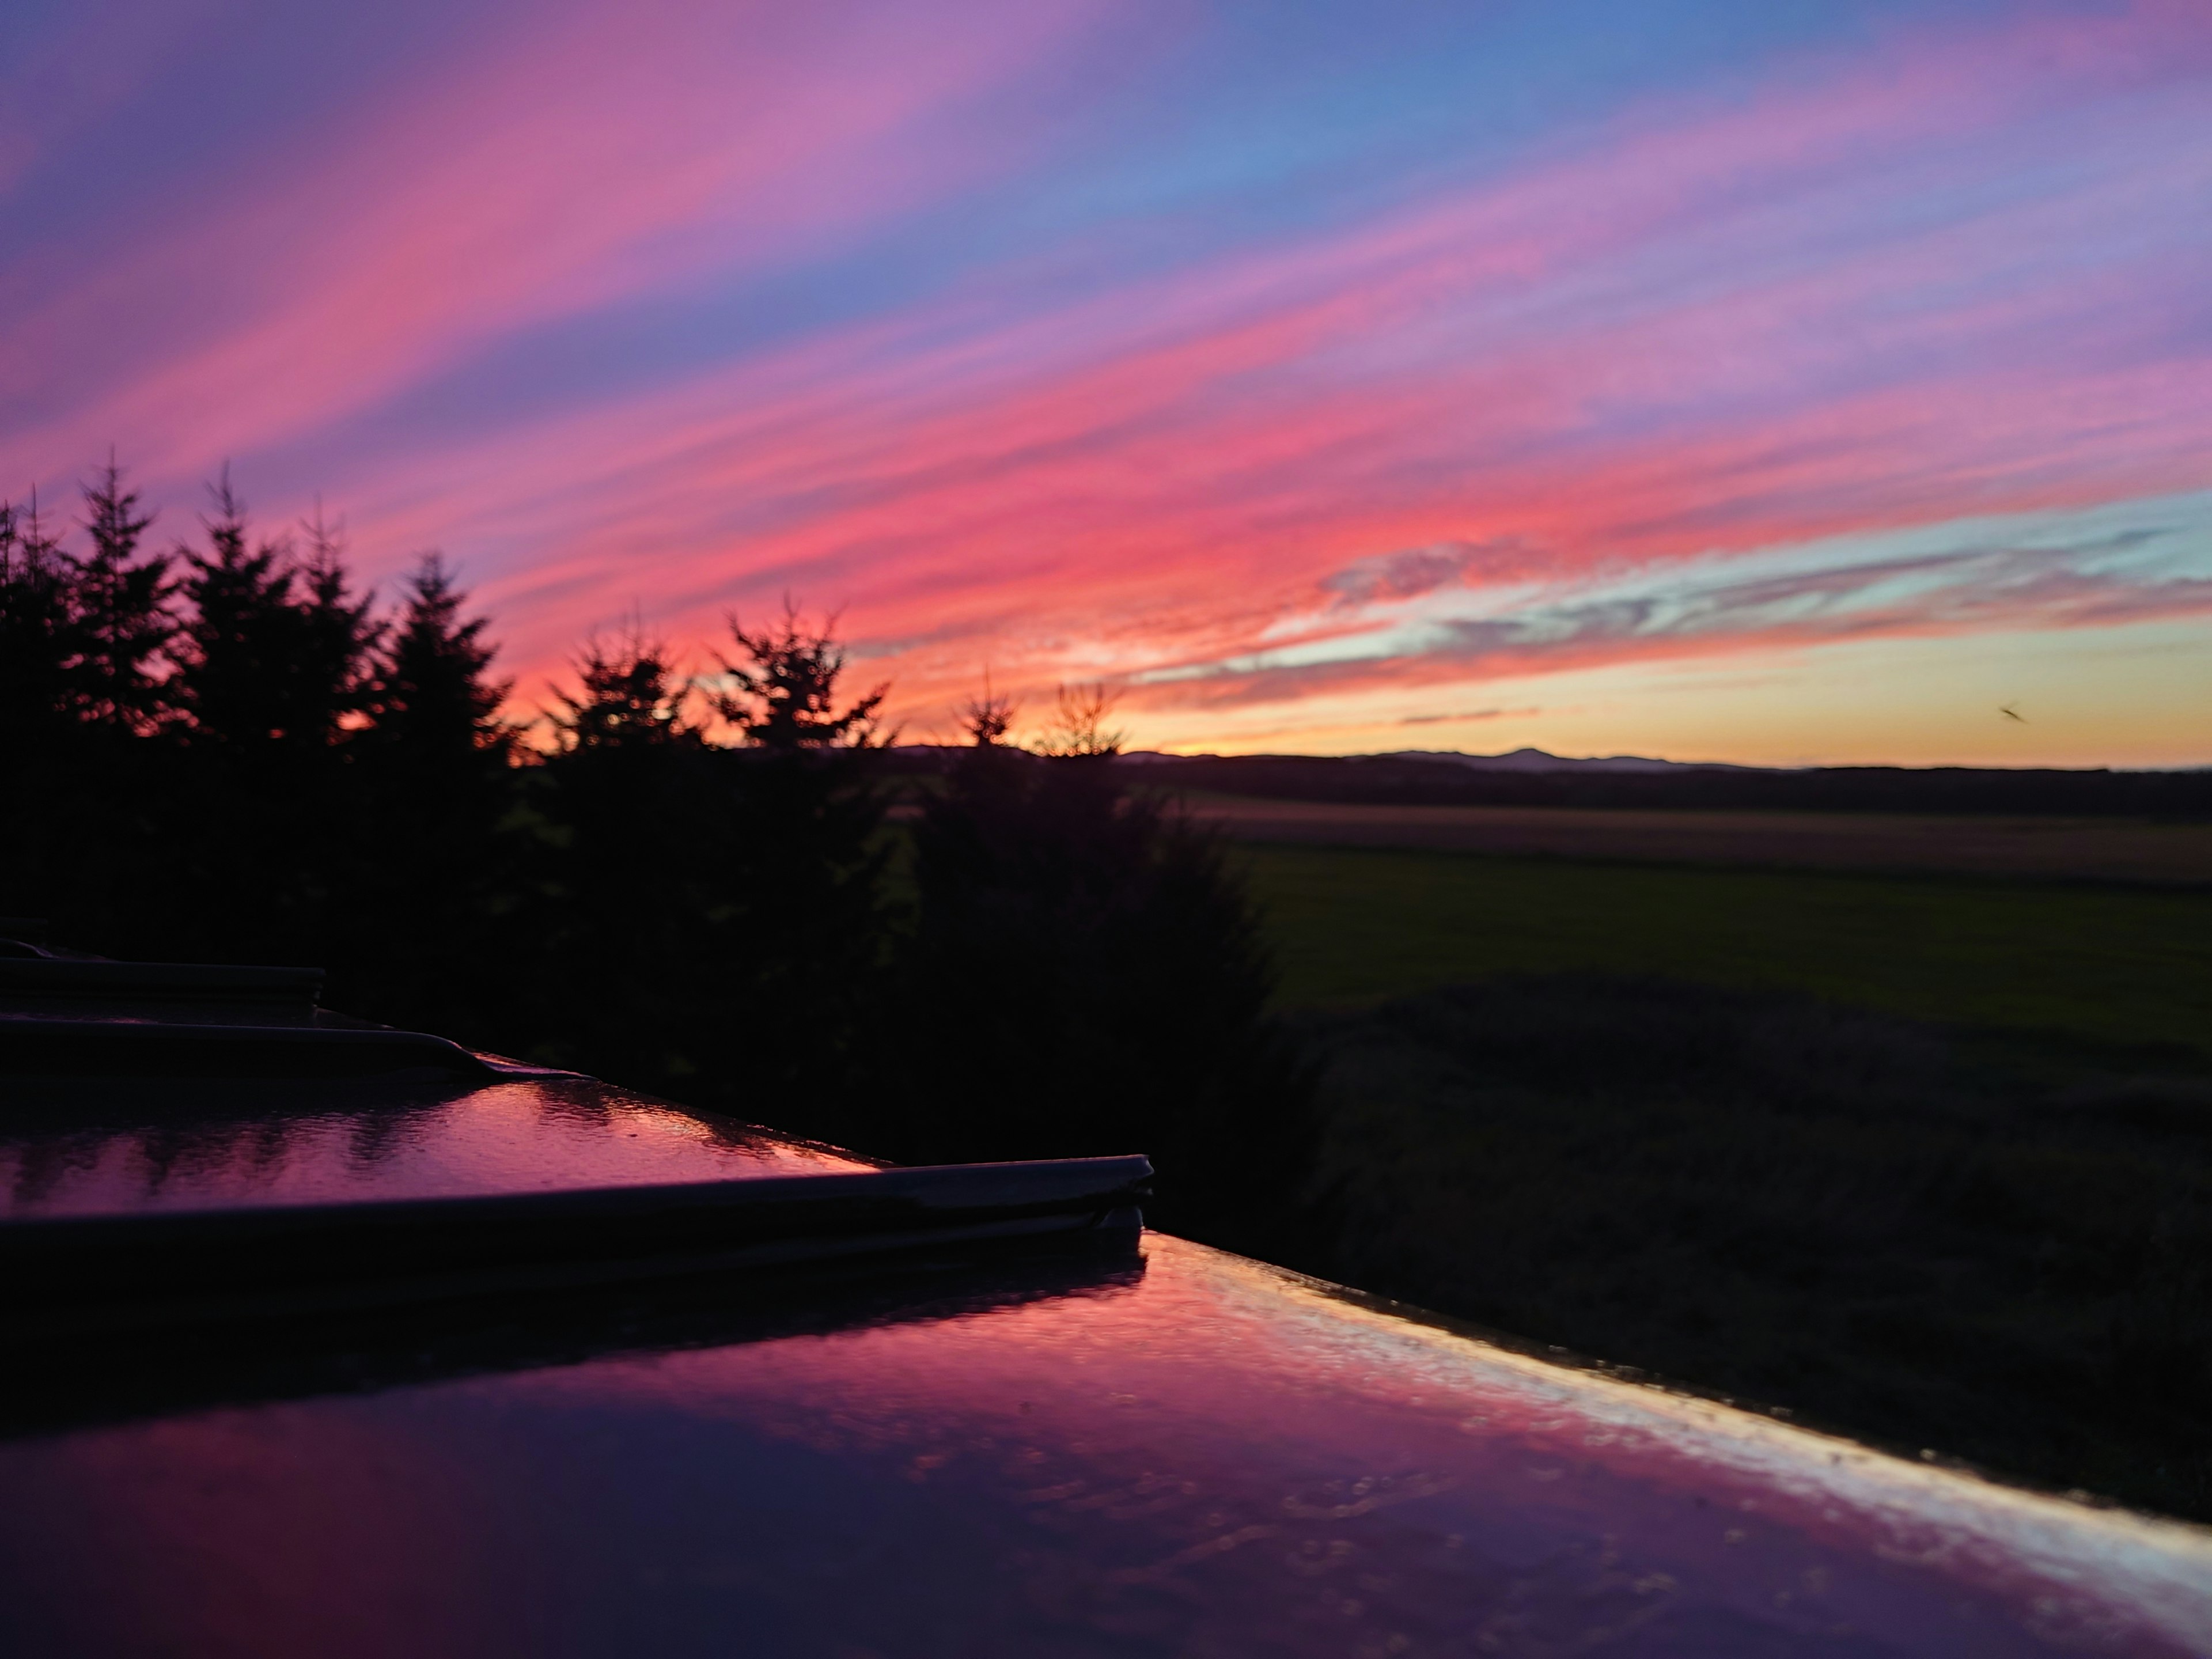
[6, 0, 2209, 763]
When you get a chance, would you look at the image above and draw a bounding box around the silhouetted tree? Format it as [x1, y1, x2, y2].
[0, 495, 78, 771]
[509, 626, 711, 1082]
[0, 465, 183, 956]
[494, 602, 899, 1115]
[712, 599, 887, 750]
[710, 607, 894, 1114]
[332, 555, 520, 1034]
[146, 480, 380, 768]
[291, 503, 380, 752]
[1036, 681, 1124, 758]
[885, 702, 1317, 1254]
[173, 471, 305, 758]
[149, 478, 387, 964]
[361, 553, 513, 767]
[72, 457, 173, 736]
[548, 625, 698, 752]
[959, 673, 1016, 747]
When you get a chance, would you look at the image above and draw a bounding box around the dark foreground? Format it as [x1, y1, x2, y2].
[1290, 975, 2212, 1525]
[6, 1221, 2210, 1657]
[5, 994, 2211, 1657]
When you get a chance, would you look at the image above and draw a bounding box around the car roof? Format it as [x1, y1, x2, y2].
[3, 951, 2208, 1657]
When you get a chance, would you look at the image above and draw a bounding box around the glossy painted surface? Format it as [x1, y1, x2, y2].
[0, 1078, 869, 1218]
[2, 1234, 2205, 1658]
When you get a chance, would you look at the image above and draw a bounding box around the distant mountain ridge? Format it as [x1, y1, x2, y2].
[1380, 746, 1767, 774]
[1094, 748, 2210, 817]
[1113, 745, 1769, 773]
[892, 745, 2207, 815]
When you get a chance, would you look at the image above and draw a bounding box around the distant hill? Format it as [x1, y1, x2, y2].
[1104, 749, 2212, 817]
[1380, 746, 1762, 774]
[887, 744, 2209, 815]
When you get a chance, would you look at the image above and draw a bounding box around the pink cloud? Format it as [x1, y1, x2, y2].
[3, 0, 1115, 479]
[5, 0, 2208, 749]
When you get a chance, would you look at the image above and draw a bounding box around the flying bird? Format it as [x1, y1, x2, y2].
[1999, 704, 2025, 722]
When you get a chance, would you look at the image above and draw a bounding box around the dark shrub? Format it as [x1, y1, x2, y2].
[882, 743, 1316, 1257]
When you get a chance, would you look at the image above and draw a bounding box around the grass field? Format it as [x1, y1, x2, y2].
[1238, 843, 2212, 1059]
[1286, 974, 2212, 1521]
[1232, 842, 2212, 1518]
[1183, 791, 2212, 884]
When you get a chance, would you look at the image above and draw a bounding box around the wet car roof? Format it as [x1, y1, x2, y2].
[6, 1234, 2211, 1657]
[3, 953, 2210, 1657]
[1, 1074, 873, 1218]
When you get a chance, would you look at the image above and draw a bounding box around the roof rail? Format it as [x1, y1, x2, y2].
[6, 1156, 1154, 1329]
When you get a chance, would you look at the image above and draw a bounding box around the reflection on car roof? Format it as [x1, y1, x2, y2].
[2, 946, 2208, 1657]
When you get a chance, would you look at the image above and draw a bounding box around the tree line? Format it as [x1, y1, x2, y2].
[0, 460, 1312, 1250]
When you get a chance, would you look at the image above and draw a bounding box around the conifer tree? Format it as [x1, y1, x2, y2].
[73, 457, 172, 734]
[1, 461, 175, 955]
[0, 494, 79, 767]
[173, 469, 301, 757]
[658, 604, 896, 1128]
[509, 608, 896, 1109]
[291, 502, 380, 753]
[335, 554, 518, 1035]
[163, 480, 377, 764]
[548, 626, 697, 753]
[712, 600, 886, 749]
[158, 479, 381, 964]
[518, 627, 704, 1082]
[362, 553, 513, 766]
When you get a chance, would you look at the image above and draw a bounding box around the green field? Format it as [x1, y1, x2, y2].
[1236, 842, 2212, 1517]
[1239, 843, 2212, 1059]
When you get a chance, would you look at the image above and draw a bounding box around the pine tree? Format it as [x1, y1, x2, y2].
[712, 600, 886, 750]
[548, 626, 697, 753]
[511, 608, 896, 1107]
[514, 627, 705, 1081]
[653, 604, 895, 1127]
[158, 479, 383, 964]
[335, 554, 518, 1035]
[1, 461, 177, 956]
[0, 493, 79, 768]
[362, 553, 513, 766]
[73, 456, 173, 734]
[291, 502, 379, 752]
[173, 469, 301, 756]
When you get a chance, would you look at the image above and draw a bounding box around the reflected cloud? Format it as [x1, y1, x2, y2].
[0, 1077, 867, 1219]
[8, 1236, 2203, 1656]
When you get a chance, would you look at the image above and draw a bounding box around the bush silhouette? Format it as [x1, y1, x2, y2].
[881, 730, 1317, 1256]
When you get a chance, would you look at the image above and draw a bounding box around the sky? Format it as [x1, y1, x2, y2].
[3, 0, 2209, 765]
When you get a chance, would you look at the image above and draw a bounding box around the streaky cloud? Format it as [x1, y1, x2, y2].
[1, 0, 2207, 759]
